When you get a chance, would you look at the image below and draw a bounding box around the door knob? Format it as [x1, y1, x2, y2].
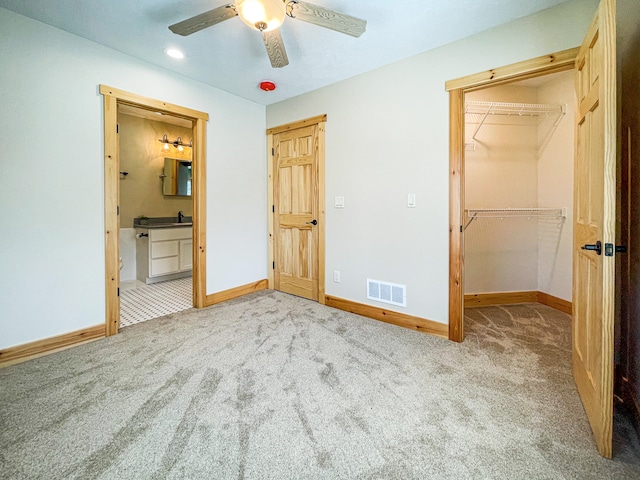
[306, 219, 318, 225]
[581, 240, 602, 255]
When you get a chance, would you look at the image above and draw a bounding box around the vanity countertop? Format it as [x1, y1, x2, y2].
[136, 222, 192, 229]
[134, 216, 193, 229]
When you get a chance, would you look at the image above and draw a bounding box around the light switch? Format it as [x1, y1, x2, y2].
[407, 193, 416, 208]
[335, 196, 345, 208]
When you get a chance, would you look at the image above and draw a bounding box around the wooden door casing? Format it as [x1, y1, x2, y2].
[100, 85, 208, 336]
[445, 48, 579, 343]
[572, 0, 616, 459]
[274, 125, 319, 301]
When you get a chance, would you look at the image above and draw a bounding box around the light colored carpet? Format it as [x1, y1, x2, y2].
[1, 291, 639, 479]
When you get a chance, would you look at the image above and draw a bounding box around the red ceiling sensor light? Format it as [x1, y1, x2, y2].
[259, 81, 276, 91]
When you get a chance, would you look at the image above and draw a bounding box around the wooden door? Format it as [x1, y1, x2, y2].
[572, 0, 616, 458]
[273, 125, 319, 300]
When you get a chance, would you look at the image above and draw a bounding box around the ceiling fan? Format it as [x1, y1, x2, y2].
[169, 0, 367, 68]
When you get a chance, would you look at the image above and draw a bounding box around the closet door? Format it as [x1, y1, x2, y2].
[273, 125, 319, 301]
[572, 0, 616, 459]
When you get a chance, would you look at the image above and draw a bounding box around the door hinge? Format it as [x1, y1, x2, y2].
[117, 205, 120, 215]
[460, 225, 463, 233]
[605, 243, 627, 256]
[272, 205, 275, 213]
[116, 124, 119, 134]
[271, 148, 274, 155]
[117, 287, 120, 297]
[272, 261, 275, 270]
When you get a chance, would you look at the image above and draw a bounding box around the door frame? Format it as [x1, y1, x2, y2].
[100, 85, 209, 336]
[445, 48, 579, 342]
[266, 114, 327, 304]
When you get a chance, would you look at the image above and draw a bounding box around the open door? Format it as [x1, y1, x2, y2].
[572, 0, 616, 458]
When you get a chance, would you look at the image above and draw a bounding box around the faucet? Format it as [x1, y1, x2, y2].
[177, 211, 184, 223]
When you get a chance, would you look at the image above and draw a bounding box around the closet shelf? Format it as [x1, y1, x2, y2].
[465, 101, 565, 116]
[465, 101, 567, 140]
[464, 208, 567, 231]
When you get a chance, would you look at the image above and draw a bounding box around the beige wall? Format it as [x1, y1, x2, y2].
[118, 113, 193, 227]
[266, 0, 598, 323]
[537, 71, 575, 301]
[0, 7, 267, 350]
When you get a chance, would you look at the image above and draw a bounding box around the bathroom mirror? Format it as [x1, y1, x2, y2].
[162, 158, 192, 196]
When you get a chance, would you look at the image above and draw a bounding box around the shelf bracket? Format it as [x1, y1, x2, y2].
[472, 105, 493, 140]
[553, 104, 567, 128]
[463, 213, 478, 231]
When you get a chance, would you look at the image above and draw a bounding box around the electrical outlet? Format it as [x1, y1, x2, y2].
[407, 193, 416, 208]
[334, 196, 345, 208]
[333, 270, 341, 283]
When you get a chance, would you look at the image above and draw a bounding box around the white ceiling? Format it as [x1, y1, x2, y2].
[0, 0, 573, 105]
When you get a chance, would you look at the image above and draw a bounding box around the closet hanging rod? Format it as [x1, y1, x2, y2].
[464, 208, 567, 231]
[466, 208, 566, 217]
[465, 101, 565, 116]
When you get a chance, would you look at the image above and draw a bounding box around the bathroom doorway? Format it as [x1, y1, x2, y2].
[118, 104, 194, 327]
[100, 85, 209, 336]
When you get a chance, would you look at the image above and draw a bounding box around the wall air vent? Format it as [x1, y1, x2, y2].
[367, 279, 406, 307]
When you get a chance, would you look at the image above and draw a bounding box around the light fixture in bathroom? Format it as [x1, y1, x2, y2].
[160, 134, 171, 150]
[159, 134, 192, 151]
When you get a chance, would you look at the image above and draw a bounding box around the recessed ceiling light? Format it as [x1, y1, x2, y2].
[165, 48, 185, 59]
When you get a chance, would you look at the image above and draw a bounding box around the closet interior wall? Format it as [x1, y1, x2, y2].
[464, 71, 574, 302]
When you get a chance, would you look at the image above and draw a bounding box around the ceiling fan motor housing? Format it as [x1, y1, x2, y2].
[235, 0, 286, 32]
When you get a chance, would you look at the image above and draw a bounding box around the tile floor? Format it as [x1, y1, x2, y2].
[119, 277, 192, 328]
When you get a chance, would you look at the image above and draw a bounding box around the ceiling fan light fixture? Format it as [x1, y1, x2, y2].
[235, 0, 285, 32]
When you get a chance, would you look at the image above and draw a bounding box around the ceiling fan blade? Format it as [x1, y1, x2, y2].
[169, 4, 237, 36]
[287, 1, 366, 38]
[262, 29, 289, 68]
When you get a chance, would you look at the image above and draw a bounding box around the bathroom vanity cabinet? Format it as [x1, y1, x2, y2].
[135, 226, 192, 284]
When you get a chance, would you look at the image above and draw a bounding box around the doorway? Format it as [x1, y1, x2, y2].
[100, 85, 209, 336]
[117, 104, 194, 327]
[463, 71, 574, 312]
[445, 48, 578, 343]
[448, 0, 618, 457]
[267, 115, 326, 303]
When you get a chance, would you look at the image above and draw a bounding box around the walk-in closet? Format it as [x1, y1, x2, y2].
[464, 70, 574, 308]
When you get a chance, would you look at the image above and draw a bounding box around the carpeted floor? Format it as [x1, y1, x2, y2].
[1, 291, 639, 479]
